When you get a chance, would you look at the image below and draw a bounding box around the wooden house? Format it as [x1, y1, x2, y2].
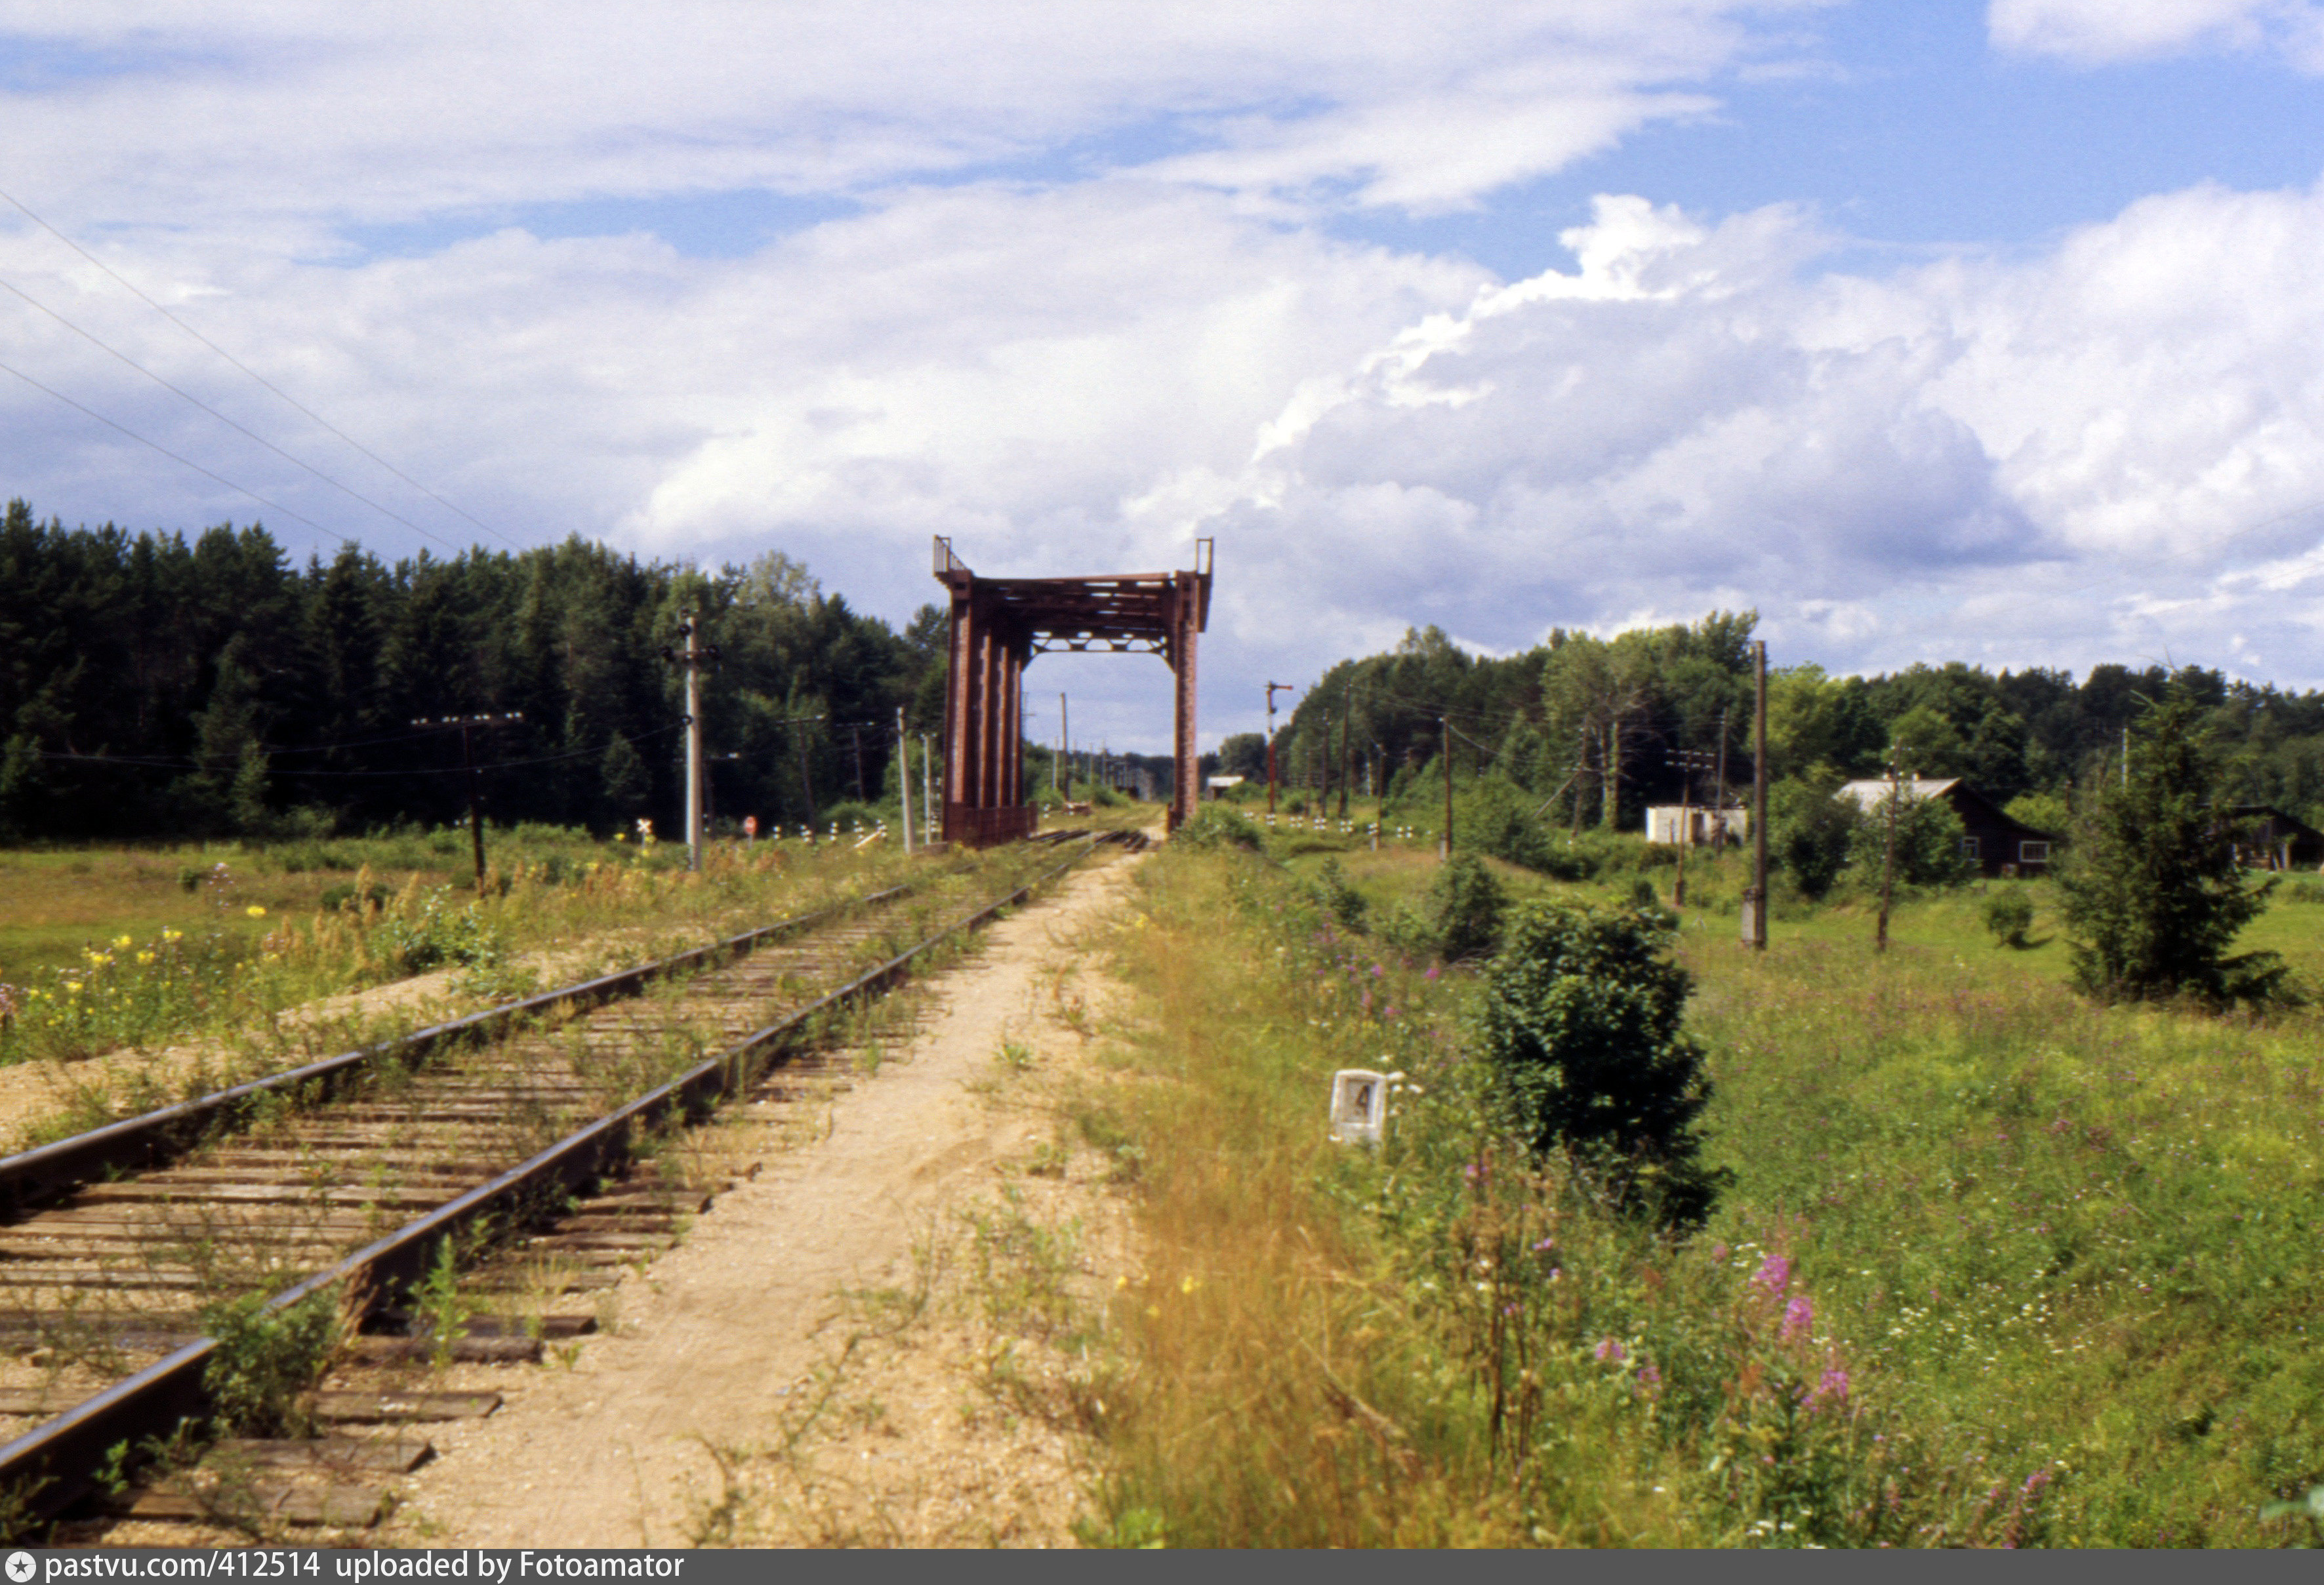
[2226, 805, 2324, 870]
[1836, 777, 2057, 877]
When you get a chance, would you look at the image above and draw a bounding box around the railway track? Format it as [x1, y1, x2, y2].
[0, 829, 1139, 1538]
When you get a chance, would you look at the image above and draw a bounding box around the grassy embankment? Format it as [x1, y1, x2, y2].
[1074, 822, 2324, 1546]
[0, 822, 1030, 1071]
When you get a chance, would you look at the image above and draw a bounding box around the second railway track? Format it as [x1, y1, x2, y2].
[0, 829, 1138, 1536]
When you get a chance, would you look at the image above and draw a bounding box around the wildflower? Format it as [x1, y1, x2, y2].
[1808, 1368, 1848, 1405]
[1751, 1253, 1792, 1295]
[1594, 1338, 1625, 1363]
[112, 934, 132, 950]
[245, 905, 268, 918]
[1710, 1242, 1730, 1263]
[1425, 965, 1440, 980]
[135, 952, 155, 966]
[1782, 1296, 1815, 1340]
[1639, 1363, 1662, 1386]
[1531, 1235, 1556, 1253]
[64, 982, 81, 995]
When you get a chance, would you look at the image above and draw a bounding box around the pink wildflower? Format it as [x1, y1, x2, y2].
[1750, 1253, 1791, 1295]
[1781, 1295, 1814, 1340]
[1593, 1338, 1625, 1363]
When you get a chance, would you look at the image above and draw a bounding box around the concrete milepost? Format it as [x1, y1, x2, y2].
[933, 536, 1213, 845]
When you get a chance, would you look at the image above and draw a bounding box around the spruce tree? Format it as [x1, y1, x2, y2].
[2057, 688, 2281, 1004]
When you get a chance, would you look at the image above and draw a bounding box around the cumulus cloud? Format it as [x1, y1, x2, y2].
[1199, 182, 2324, 697]
[1989, 0, 2324, 69]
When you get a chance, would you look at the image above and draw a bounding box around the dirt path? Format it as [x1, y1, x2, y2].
[382, 843, 1147, 1548]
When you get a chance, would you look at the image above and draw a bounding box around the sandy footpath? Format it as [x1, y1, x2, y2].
[380, 843, 1148, 1548]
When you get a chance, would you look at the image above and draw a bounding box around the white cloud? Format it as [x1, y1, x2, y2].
[1195, 182, 2324, 698]
[1989, 0, 2324, 69]
[0, 1, 1814, 237]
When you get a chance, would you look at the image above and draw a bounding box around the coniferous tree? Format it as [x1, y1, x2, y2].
[2057, 688, 2283, 1004]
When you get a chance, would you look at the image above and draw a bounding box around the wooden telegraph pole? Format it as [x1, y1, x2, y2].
[1743, 640, 1768, 950]
[1441, 716, 1454, 861]
[1338, 681, 1353, 820]
[410, 712, 523, 891]
[1877, 745, 1907, 953]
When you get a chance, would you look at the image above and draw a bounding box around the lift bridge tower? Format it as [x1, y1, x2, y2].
[932, 536, 1213, 845]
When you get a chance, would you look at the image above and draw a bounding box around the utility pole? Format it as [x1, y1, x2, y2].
[1338, 683, 1353, 820]
[850, 723, 866, 802]
[1713, 706, 1730, 853]
[1877, 746, 1907, 954]
[1265, 682, 1296, 814]
[897, 706, 914, 855]
[1318, 708, 1330, 807]
[921, 732, 935, 843]
[1061, 692, 1070, 795]
[1666, 747, 1716, 907]
[661, 612, 720, 872]
[410, 712, 523, 892]
[1441, 716, 1454, 861]
[1744, 641, 1768, 950]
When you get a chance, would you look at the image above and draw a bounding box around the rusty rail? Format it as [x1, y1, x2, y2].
[0, 832, 1126, 1526]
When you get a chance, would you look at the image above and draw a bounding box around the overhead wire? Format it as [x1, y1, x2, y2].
[0, 271, 474, 558]
[0, 353, 351, 548]
[0, 182, 521, 552]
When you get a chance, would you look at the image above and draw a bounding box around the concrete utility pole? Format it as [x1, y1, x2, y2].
[921, 732, 935, 843]
[897, 706, 914, 855]
[411, 712, 523, 891]
[1265, 681, 1297, 814]
[663, 612, 720, 871]
[1743, 640, 1768, 950]
[1061, 692, 1070, 793]
[1441, 716, 1454, 861]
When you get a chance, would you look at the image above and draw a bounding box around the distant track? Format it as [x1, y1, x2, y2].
[0, 829, 1139, 1533]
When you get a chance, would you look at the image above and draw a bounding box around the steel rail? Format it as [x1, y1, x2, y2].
[0, 833, 1120, 1525]
[0, 883, 922, 1214]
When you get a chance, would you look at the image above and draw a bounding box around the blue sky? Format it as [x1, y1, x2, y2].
[6, 1, 2324, 749]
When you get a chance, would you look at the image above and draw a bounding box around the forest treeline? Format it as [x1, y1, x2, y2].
[0, 500, 950, 843]
[1233, 616, 2324, 832]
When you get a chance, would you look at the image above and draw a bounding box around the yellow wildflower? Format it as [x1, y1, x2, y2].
[136, 952, 155, 966]
[113, 934, 132, 950]
[245, 905, 268, 918]
[64, 982, 81, 995]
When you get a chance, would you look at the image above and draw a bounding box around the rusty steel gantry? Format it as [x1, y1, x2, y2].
[933, 536, 1213, 845]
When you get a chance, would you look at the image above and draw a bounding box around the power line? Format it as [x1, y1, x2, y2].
[0, 353, 351, 548]
[0, 182, 520, 552]
[0, 271, 472, 557]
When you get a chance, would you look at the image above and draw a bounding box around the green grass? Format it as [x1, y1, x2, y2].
[0, 823, 1051, 1069]
[1078, 829, 2324, 1547]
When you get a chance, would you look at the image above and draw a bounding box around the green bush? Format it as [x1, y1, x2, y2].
[1843, 787, 1973, 891]
[1313, 857, 1368, 933]
[1427, 853, 1507, 962]
[1477, 899, 1724, 1227]
[1767, 780, 1858, 898]
[1174, 805, 1263, 851]
[1982, 887, 2035, 949]
[375, 889, 508, 976]
[201, 1293, 340, 1437]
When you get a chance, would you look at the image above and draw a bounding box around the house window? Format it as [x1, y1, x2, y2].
[2020, 841, 2050, 864]
[1960, 837, 1980, 861]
